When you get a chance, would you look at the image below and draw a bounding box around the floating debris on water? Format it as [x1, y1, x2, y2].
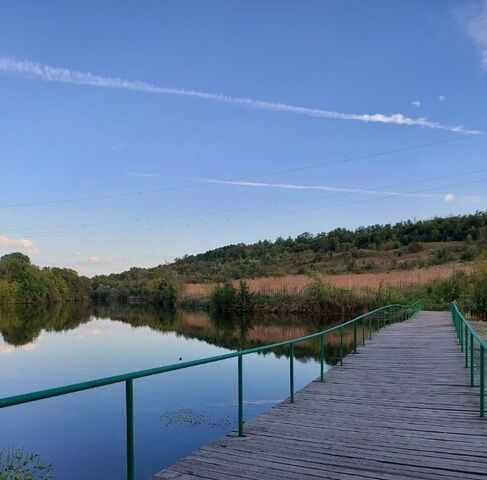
[161, 408, 233, 429]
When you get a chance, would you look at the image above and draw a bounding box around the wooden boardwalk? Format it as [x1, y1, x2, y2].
[153, 311, 486, 480]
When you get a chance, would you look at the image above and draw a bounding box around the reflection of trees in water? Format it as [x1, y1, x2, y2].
[0, 303, 364, 363]
[0, 303, 92, 346]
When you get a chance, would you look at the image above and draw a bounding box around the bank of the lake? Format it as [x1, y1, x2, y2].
[1, 302, 356, 480]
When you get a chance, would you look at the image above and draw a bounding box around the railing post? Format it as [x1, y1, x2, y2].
[125, 379, 134, 480]
[465, 324, 469, 368]
[457, 313, 461, 344]
[460, 314, 464, 352]
[339, 327, 344, 366]
[362, 318, 365, 346]
[470, 333, 475, 387]
[320, 335, 325, 382]
[456, 312, 460, 343]
[238, 355, 244, 436]
[369, 317, 372, 339]
[353, 321, 357, 354]
[289, 343, 295, 403]
[480, 346, 485, 417]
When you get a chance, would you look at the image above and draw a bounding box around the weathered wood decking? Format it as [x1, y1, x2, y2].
[153, 311, 486, 480]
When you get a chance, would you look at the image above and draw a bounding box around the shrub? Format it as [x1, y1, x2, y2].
[407, 242, 424, 253]
[236, 280, 253, 313]
[431, 271, 469, 306]
[461, 246, 476, 262]
[210, 281, 254, 315]
[471, 255, 487, 319]
[146, 270, 182, 310]
[435, 248, 451, 263]
[301, 276, 365, 315]
[210, 282, 237, 315]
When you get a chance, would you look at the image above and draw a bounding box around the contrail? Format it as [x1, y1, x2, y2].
[207, 179, 482, 203]
[0, 57, 481, 134]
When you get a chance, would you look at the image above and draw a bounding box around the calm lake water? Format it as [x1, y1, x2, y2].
[0, 303, 355, 480]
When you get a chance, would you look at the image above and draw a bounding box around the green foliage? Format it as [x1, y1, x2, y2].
[0, 253, 92, 305]
[210, 281, 254, 315]
[236, 280, 253, 313]
[407, 242, 424, 253]
[167, 211, 487, 281]
[471, 255, 487, 318]
[92, 267, 182, 310]
[0, 280, 19, 305]
[91, 212, 487, 288]
[424, 256, 487, 317]
[301, 276, 370, 316]
[0, 447, 52, 480]
[431, 271, 469, 304]
[435, 248, 451, 263]
[210, 282, 238, 315]
[146, 271, 182, 310]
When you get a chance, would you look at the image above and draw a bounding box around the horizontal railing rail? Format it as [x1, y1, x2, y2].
[450, 301, 485, 417]
[0, 300, 423, 480]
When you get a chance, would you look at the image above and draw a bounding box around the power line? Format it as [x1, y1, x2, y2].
[241, 134, 480, 179]
[24, 176, 487, 239]
[0, 134, 478, 209]
[168, 177, 487, 236]
[7, 165, 487, 234]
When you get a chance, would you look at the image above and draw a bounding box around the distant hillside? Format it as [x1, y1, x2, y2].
[92, 212, 487, 299]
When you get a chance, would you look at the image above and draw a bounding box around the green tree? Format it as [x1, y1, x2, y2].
[0, 253, 92, 305]
[0, 280, 19, 304]
[146, 270, 182, 309]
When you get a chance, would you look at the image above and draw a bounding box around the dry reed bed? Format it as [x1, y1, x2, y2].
[181, 264, 469, 299]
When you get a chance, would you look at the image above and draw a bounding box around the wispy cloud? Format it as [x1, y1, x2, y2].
[411, 100, 421, 107]
[0, 235, 38, 253]
[207, 179, 481, 203]
[457, 1, 487, 69]
[0, 57, 481, 134]
[438, 95, 446, 102]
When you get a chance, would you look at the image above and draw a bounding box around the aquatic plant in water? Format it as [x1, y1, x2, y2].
[0, 447, 53, 480]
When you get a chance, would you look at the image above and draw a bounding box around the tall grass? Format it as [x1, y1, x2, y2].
[181, 258, 487, 318]
[181, 264, 470, 299]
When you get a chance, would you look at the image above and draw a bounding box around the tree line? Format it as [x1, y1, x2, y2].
[91, 211, 487, 307]
[0, 253, 92, 305]
[1, 211, 486, 308]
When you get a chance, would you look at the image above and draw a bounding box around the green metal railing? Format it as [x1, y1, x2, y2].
[450, 301, 486, 417]
[0, 300, 423, 480]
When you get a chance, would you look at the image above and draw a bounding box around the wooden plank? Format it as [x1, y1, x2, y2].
[152, 311, 487, 480]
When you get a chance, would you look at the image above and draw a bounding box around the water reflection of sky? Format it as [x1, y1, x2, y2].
[0, 305, 331, 480]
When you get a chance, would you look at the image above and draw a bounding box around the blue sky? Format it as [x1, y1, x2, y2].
[1, 0, 486, 275]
